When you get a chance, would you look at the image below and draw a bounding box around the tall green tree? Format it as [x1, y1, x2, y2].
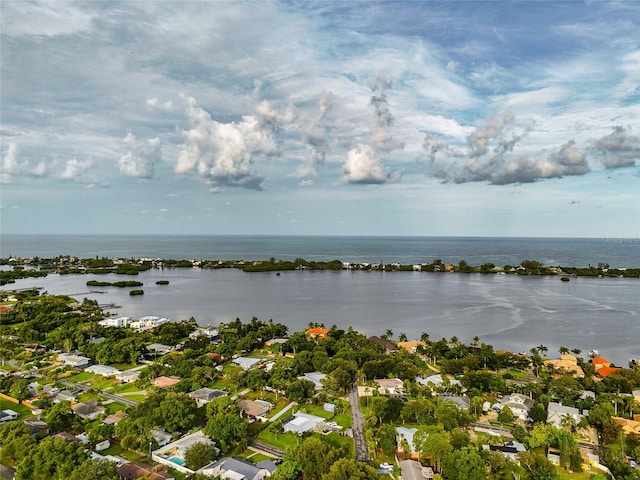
[441, 447, 487, 480]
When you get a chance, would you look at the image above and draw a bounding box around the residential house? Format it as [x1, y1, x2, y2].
[233, 357, 262, 371]
[50, 389, 77, 404]
[376, 378, 404, 395]
[71, 400, 105, 420]
[612, 417, 640, 436]
[118, 461, 175, 480]
[396, 426, 419, 456]
[283, 412, 325, 434]
[397, 341, 426, 353]
[368, 336, 398, 353]
[151, 429, 173, 447]
[0, 410, 18, 422]
[590, 357, 611, 372]
[482, 441, 527, 462]
[103, 412, 127, 425]
[24, 418, 48, 436]
[416, 374, 462, 392]
[198, 456, 276, 480]
[85, 365, 121, 377]
[152, 430, 217, 475]
[306, 328, 329, 341]
[57, 353, 91, 368]
[496, 393, 534, 421]
[152, 376, 181, 389]
[147, 343, 174, 355]
[188, 387, 228, 407]
[440, 395, 471, 410]
[544, 354, 585, 378]
[546, 401, 584, 428]
[238, 400, 271, 421]
[98, 316, 131, 328]
[115, 370, 140, 383]
[130, 316, 170, 331]
[398, 459, 434, 480]
[596, 366, 622, 378]
[189, 326, 219, 339]
[297, 372, 326, 390]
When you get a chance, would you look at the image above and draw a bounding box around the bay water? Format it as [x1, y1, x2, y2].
[1, 235, 638, 365]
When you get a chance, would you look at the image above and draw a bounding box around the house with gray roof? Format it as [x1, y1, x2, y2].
[546, 401, 584, 428]
[233, 357, 262, 370]
[396, 426, 419, 455]
[198, 456, 275, 480]
[188, 387, 228, 407]
[297, 372, 326, 390]
[283, 412, 325, 434]
[398, 459, 434, 480]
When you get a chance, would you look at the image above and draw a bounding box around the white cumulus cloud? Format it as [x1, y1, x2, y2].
[118, 133, 161, 178]
[343, 144, 399, 184]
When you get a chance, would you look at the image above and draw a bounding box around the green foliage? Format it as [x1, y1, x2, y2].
[68, 459, 120, 480]
[184, 441, 218, 470]
[441, 446, 487, 480]
[15, 436, 89, 480]
[323, 458, 378, 480]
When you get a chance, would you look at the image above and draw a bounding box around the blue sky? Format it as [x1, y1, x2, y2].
[1, 0, 639, 237]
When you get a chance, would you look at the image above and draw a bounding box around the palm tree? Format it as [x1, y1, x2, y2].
[383, 329, 393, 340]
[559, 346, 570, 356]
[472, 336, 480, 347]
[399, 332, 408, 342]
[420, 331, 430, 344]
[537, 344, 548, 358]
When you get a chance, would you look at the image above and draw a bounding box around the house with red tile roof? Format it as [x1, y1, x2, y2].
[306, 328, 329, 340]
[596, 366, 622, 378]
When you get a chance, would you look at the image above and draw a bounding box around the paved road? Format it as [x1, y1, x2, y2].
[269, 401, 297, 422]
[60, 379, 139, 407]
[349, 380, 370, 464]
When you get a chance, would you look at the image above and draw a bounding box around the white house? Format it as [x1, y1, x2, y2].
[297, 372, 327, 390]
[0, 409, 19, 422]
[130, 316, 170, 331]
[283, 412, 325, 434]
[495, 393, 534, 421]
[58, 353, 91, 368]
[198, 457, 275, 480]
[86, 365, 121, 377]
[233, 357, 262, 371]
[546, 401, 584, 428]
[189, 326, 219, 339]
[99, 316, 131, 328]
[396, 426, 419, 455]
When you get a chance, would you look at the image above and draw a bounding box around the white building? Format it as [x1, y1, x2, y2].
[58, 353, 91, 368]
[0, 409, 19, 422]
[99, 316, 131, 328]
[152, 430, 217, 475]
[130, 316, 170, 331]
[86, 365, 121, 377]
[189, 326, 219, 339]
[546, 401, 584, 428]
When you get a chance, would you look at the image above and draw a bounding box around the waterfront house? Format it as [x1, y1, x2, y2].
[99, 316, 131, 328]
[544, 354, 585, 378]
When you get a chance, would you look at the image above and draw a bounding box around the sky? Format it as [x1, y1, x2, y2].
[1, 0, 639, 237]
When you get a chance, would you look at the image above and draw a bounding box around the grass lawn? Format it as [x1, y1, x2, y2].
[239, 449, 274, 463]
[102, 401, 128, 414]
[321, 432, 353, 455]
[0, 364, 14, 371]
[124, 394, 147, 403]
[101, 444, 146, 462]
[2, 402, 34, 419]
[112, 383, 142, 394]
[295, 403, 352, 428]
[257, 429, 301, 451]
[110, 363, 137, 370]
[66, 371, 97, 383]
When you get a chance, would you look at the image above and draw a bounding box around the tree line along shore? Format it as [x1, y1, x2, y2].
[2, 255, 639, 286]
[0, 288, 639, 479]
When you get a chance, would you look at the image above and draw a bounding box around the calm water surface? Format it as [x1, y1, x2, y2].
[4, 268, 638, 366]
